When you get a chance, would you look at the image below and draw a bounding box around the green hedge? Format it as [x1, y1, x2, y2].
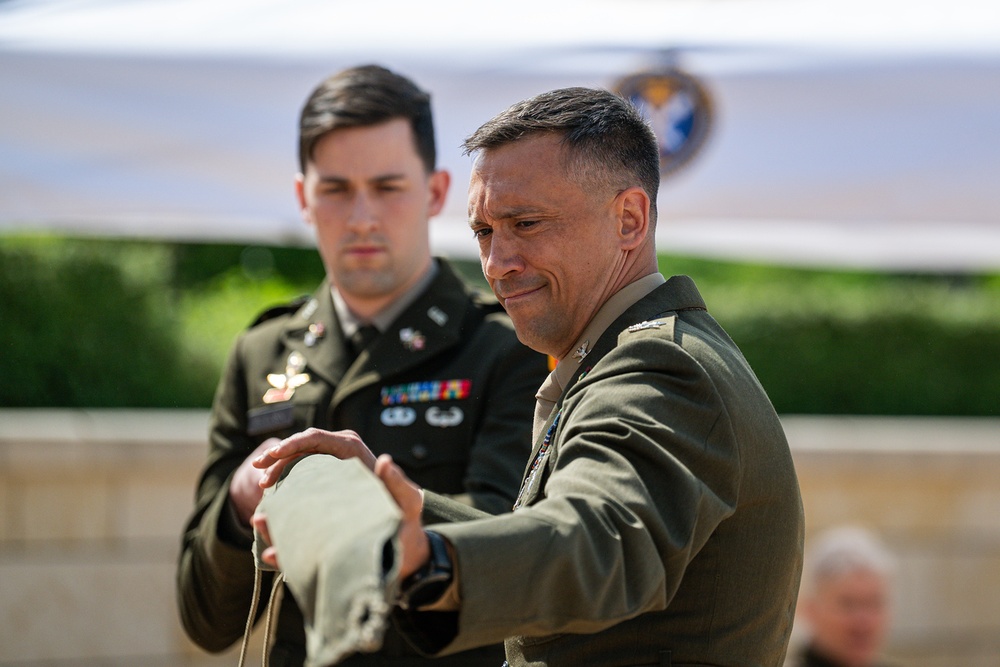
[660, 256, 1000, 416]
[1, 236, 217, 407]
[2, 235, 998, 416]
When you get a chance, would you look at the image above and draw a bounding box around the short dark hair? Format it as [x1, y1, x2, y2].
[298, 64, 437, 173]
[462, 87, 660, 223]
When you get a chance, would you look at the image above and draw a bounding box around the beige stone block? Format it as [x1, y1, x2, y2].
[1, 554, 168, 661]
[0, 545, 257, 663]
[15, 475, 114, 542]
[894, 548, 1000, 632]
[3, 411, 999, 665]
[795, 451, 1000, 542]
[118, 473, 198, 541]
[0, 409, 209, 448]
[0, 473, 9, 541]
[888, 648, 1000, 667]
[957, 486, 1000, 535]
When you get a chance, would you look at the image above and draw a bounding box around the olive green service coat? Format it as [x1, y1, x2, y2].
[398, 275, 805, 667]
[176, 259, 548, 666]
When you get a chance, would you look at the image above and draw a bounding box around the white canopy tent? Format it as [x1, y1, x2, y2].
[2, 0, 999, 270]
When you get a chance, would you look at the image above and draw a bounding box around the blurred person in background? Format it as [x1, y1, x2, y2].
[792, 525, 898, 667]
[176, 64, 548, 667]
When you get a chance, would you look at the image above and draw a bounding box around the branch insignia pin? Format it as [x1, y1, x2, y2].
[400, 327, 426, 351]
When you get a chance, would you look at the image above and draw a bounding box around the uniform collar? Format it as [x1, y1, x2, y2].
[332, 260, 440, 338]
[543, 274, 707, 415]
[552, 272, 666, 392]
[279, 258, 474, 392]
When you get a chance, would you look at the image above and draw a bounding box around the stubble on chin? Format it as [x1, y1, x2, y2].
[508, 309, 566, 358]
[334, 265, 397, 298]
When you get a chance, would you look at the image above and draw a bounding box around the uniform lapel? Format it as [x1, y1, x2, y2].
[331, 261, 471, 405]
[557, 275, 708, 401]
[278, 280, 354, 389]
[514, 276, 708, 508]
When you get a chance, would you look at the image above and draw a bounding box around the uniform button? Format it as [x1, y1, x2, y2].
[411, 444, 429, 460]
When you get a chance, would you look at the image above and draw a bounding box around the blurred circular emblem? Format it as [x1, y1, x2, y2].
[615, 68, 713, 177]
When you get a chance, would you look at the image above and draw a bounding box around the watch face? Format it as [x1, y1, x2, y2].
[400, 570, 453, 610]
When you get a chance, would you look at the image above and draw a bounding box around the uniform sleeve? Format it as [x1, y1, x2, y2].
[176, 333, 272, 652]
[400, 335, 742, 654]
[423, 317, 548, 522]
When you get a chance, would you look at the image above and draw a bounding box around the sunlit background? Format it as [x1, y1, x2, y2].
[1, 0, 999, 664]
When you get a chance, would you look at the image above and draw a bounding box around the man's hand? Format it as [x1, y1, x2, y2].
[253, 428, 378, 489]
[374, 454, 429, 580]
[251, 512, 280, 570]
[229, 438, 281, 525]
[251, 454, 428, 581]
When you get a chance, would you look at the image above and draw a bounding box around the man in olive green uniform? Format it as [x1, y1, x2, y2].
[254, 87, 804, 666]
[176, 65, 547, 667]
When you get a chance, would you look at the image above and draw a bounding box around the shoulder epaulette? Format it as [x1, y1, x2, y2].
[249, 295, 311, 328]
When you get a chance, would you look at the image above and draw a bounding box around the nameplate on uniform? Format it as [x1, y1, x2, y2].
[247, 403, 295, 436]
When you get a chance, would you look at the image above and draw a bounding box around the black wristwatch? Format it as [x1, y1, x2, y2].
[397, 530, 453, 610]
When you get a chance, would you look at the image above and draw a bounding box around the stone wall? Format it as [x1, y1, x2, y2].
[783, 416, 1000, 666]
[1, 410, 998, 665]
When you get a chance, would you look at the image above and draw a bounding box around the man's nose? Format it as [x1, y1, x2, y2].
[347, 193, 377, 231]
[482, 229, 523, 281]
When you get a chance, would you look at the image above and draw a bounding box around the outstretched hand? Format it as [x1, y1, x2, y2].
[251, 454, 428, 581]
[229, 437, 281, 525]
[253, 427, 378, 488]
[251, 512, 279, 570]
[374, 454, 429, 580]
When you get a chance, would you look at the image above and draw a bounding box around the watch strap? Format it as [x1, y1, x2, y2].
[398, 530, 453, 610]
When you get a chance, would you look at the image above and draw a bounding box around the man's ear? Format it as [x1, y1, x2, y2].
[616, 186, 651, 251]
[426, 169, 451, 218]
[294, 173, 312, 226]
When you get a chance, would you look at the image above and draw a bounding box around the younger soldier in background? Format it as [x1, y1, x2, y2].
[176, 64, 547, 667]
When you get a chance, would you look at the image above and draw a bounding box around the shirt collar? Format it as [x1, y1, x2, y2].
[552, 272, 666, 391]
[332, 259, 439, 338]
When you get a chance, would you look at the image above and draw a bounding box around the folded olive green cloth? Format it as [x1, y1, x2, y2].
[252, 455, 403, 667]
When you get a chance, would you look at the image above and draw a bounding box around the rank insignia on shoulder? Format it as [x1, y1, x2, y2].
[299, 298, 319, 320]
[628, 320, 666, 333]
[263, 351, 311, 404]
[427, 306, 448, 327]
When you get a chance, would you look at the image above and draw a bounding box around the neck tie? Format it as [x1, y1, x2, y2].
[349, 324, 379, 360]
[532, 371, 562, 444]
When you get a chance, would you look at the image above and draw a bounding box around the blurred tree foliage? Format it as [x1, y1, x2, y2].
[658, 255, 1000, 416]
[1, 235, 217, 407]
[2, 235, 998, 416]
